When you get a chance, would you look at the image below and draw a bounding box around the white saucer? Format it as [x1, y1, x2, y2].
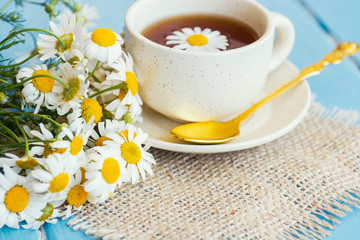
[137, 61, 311, 154]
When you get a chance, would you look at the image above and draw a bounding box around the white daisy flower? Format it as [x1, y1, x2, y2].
[37, 14, 86, 61]
[84, 28, 123, 64]
[22, 201, 63, 229]
[64, 4, 99, 29]
[84, 148, 127, 203]
[89, 119, 126, 147]
[49, 62, 89, 115]
[31, 153, 80, 202]
[105, 125, 156, 184]
[29, 123, 69, 158]
[16, 64, 59, 114]
[104, 52, 143, 119]
[59, 118, 95, 157]
[64, 168, 89, 215]
[0, 165, 47, 229]
[166, 27, 229, 52]
[0, 153, 39, 171]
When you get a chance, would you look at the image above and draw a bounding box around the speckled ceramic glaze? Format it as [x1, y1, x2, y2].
[125, 0, 295, 122]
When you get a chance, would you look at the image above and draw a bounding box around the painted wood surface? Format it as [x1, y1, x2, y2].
[1, 0, 359, 239]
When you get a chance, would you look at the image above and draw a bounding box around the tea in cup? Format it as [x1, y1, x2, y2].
[125, 0, 295, 122]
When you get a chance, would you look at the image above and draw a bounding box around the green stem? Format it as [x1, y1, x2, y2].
[4, 103, 22, 111]
[14, 117, 28, 155]
[91, 74, 101, 83]
[60, 0, 73, 11]
[0, 130, 16, 143]
[33, 113, 61, 127]
[48, 59, 65, 69]
[0, 79, 11, 85]
[0, 122, 22, 143]
[0, 112, 61, 127]
[0, 140, 57, 149]
[89, 82, 126, 98]
[0, 0, 14, 14]
[22, 0, 45, 5]
[1, 28, 64, 48]
[0, 147, 24, 154]
[0, 50, 39, 68]
[86, 61, 100, 81]
[1, 74, 69, 92]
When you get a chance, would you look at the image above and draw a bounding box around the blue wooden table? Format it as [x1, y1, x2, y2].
[1, 0, 360, 239]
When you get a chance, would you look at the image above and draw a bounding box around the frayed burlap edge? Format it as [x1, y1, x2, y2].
[67, 103, 360, 240]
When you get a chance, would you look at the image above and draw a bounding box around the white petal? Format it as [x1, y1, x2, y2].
[6, 212, 20, 229]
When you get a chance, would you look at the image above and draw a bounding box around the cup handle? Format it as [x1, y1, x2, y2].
[268, 12, 295, 72]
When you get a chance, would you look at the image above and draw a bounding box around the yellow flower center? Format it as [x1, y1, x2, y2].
[4, 186, 29, 213]
[121, 142, 141, 164]
[56, 147, 67, 154]
[94, 136, 112, 146]
[62, 77, 81, 102]
[67, 185, 88, 208]
[118, 130, 137, 141]
[91, 28, 117, 47]
[55, 33, 74, 53]
[80, 167, 87, 184]
[48, 173, 69, 193]
[118, 88, 128, 101]
[101, 157, 120, 184]
[68, 56, 81, 66]
[43, 142, 55, 158]
[70, 136, 83, 156]
[187, 34, 208, 46]
[125, 72, 138, 96]
[16, 156, 38, 169]
[37, 203, 54, 222]
[81, 98, 103, 123]
[32, 69, 54, 93]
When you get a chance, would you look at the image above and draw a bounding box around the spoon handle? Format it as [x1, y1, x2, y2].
[233, 43, 359, 125]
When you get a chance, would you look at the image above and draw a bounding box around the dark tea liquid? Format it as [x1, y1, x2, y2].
[142, 14, 259, 50]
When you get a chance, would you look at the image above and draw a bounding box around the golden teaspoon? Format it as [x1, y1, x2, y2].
[170, 43, 360, 144]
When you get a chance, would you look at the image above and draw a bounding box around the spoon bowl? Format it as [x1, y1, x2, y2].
[170, 43, 359, 144]
[171, 121, 240, 144]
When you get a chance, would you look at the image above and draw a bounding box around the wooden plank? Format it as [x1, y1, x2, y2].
[257, 0, 360, 113]
[44, 218, 100, 240]
[257, 1, 360, 240]
[0, 226, 39, 240]
[300, 0, 360, 66]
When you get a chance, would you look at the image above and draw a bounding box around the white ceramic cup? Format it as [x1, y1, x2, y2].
[125, 0, 295, 122]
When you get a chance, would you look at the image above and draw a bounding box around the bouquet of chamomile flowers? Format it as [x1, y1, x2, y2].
[0, 0, 155, 229]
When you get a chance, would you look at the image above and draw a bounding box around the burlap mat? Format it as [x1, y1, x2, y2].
[68, 103, 360, 240]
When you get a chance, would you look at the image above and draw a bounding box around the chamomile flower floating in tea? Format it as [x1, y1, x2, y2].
[37, 14, 86, 61]
[84, 28, 123, 64]
[0, 165, 47, 229]
[16, 64, 58, 114]
[166, 27, 229, 52]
